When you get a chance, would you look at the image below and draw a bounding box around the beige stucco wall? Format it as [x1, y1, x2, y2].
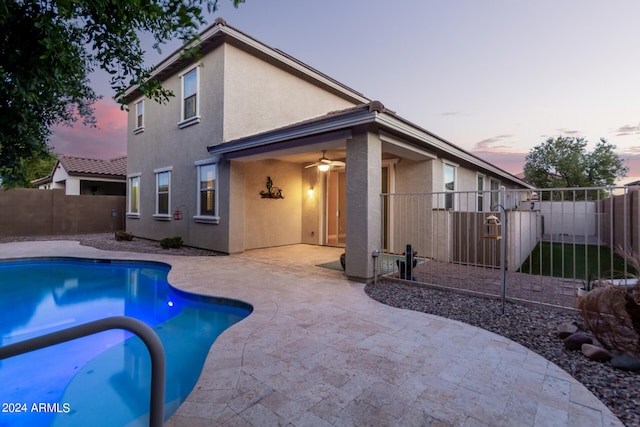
[125, 47, 228, 250]
[126, 41, 361, 253]
[243, 159, 302, 250]
[395, 158, 433, 193]
[221, 44, 357, 142]
[0, 189, 125, 237]
[389, 158, 434, 255]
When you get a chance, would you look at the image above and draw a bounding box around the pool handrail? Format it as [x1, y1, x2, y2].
[0, 316, 166, 427]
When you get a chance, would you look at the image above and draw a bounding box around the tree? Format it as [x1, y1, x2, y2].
[19, 151, 59, 188]
[524, 136, 628, 197]
[0, 0, 244, 188]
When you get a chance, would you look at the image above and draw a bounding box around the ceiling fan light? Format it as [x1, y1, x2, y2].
[317, 163, 330, 172]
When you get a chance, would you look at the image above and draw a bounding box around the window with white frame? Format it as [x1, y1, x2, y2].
[444, 163, 456, 210]
[154, 168, 171, 218]
[127, 174, 140, 217]
[195, 161, 219, 223]
[477, 175, 485, 212]
[134, 100, 144, 133]
[179, 67, 199, 127]
[490, 179, 500, 209]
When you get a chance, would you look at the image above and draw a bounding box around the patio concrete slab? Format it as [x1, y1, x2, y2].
[0, 241, 623, 426]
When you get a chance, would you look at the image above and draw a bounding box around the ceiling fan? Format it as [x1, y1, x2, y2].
[304, 150, 345, 171]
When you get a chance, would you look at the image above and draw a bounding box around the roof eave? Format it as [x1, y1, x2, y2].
[121, 19, 369, 105]
[373, 114, 534, 190]
[208, 108, 376, 157]
[209, 108, 532, 190]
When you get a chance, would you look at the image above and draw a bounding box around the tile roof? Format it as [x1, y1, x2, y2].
[59, 156, 127, 177]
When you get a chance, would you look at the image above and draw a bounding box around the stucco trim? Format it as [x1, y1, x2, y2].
[193, 215, 220, 225]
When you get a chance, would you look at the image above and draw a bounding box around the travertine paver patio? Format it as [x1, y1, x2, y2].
[0, 241, 622, 426]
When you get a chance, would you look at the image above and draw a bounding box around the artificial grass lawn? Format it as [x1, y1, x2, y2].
[518, 242, 634, 280]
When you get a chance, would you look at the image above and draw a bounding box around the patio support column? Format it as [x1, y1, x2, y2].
[227, 161, 245, 253]
[345, 128, 382, 282]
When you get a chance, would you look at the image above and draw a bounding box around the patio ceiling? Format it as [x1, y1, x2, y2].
[220, 130, 349, 164]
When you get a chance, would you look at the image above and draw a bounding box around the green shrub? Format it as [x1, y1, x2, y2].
[160, 236, 183, 249]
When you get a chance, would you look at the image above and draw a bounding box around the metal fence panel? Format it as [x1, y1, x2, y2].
[381, 186, 639, 309]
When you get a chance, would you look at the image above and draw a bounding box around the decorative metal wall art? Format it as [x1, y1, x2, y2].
[260, 176, 284, 199]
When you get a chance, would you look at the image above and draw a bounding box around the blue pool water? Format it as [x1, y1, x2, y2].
[0, 258, 252, 426]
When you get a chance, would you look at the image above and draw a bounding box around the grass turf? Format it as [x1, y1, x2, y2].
[518, 242, 634, 280]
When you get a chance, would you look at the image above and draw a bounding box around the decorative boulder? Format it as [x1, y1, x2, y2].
[581, 344, 613, 362]
[114, 230, 134, 241]
[557, 323, 578, 339]
[610, 354, 640, 371]
[564, 332, 593, 351]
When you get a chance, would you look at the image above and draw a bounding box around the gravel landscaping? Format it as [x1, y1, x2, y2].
[365, 280, 640, 427]
[2, 233, 638, 426]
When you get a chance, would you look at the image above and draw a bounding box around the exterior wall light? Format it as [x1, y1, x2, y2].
[307, 188, 314, 197]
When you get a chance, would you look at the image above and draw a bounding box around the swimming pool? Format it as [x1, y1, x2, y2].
[0, 258, 252, 426]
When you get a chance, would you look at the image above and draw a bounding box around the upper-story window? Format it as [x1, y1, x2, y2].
[179, 66, 200, 128]
[134, 99, 144, 134]
[444, 163, 456, 210]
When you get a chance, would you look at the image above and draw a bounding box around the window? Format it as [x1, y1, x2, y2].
[491, 179, 500, 210]
[127, 175, 140, 217]
[179, 67, 200, 127]
[154, 168, 172, 219]
[134, 100, 144, 133]
[477, 175, 485, 212]
[195, 161, 219, 224]
[444, 163, 456, 210]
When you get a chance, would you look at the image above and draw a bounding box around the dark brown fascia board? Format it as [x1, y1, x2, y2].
[66, 172, 126, 180]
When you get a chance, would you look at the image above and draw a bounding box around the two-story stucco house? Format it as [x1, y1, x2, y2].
[123, 18, 531, 282]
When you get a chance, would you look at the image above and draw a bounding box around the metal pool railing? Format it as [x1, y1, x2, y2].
[0, 316, 166, 427]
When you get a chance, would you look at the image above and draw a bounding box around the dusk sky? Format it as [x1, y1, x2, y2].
[49, 0, 640, 184]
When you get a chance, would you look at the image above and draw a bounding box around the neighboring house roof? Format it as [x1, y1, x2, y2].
[625, 179, 640, 187]
[122, 18, 368, 105]
[58, 156, 127, 178]
[208, 101, 534, 190]
[31, 156, 127, 186]
[31, 174, 53, 187]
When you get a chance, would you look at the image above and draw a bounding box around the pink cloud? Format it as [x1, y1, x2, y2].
[473, 134, 516, 152]
[474, 150, 527, 175]
[48, 98, 127, 159]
